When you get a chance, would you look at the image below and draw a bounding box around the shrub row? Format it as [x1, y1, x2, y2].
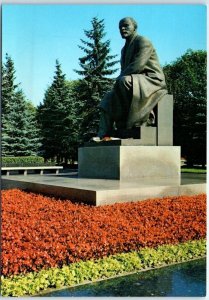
[2, 156, 55, 167]
[1, 239, 206, 297]
[2, 190, 206, 276]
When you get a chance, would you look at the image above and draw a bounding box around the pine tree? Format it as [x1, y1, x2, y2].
[37, 60, 77, 163]
[2, 55, 41, 156]
[75, 17, 119, 141]
[3, 90, 28, 156]
[2, 54, 18, 117]
[25, 102, 42, 156]
[65, 80, 81, 162]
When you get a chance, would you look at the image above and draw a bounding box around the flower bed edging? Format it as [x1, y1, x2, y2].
[1, 239, 206, 297]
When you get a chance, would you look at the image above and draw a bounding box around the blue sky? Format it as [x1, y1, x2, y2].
[2, 4, 207, 106]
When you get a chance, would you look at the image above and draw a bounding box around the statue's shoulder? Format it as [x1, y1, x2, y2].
[136, 35, 152, 46]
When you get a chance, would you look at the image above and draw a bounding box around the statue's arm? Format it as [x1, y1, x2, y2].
[119, 37, 153, 77]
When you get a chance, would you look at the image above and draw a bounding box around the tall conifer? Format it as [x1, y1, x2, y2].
[37, 60, 76, 163]
[75, 17, 119, 141]
[2, 55, 40, 156]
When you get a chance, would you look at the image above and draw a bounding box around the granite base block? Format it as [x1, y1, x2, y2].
[78, 145, 181, 182]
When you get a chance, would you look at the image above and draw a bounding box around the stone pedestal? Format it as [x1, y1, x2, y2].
[78, 145, 181, 184]
[79, 94, 175, 182]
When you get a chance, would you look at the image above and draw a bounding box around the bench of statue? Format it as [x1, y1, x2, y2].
[111, 94, 173, 146]
[85, 94, 173, 147]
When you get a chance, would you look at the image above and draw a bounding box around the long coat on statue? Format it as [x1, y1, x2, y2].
[100, 33, 168, 129]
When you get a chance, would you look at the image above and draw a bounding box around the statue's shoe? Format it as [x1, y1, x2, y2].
[90, 136, 121, 142]
[102, 136, 121, 141]
[91, 137, 101, 142]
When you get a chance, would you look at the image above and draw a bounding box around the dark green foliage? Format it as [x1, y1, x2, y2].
[2, 90, 29, 156]
[163, 50, 206, 167]
[75, 17, 119, 141]
[37, 61, 78, 163]
[2, 54, 41, 156]
[2, 156, 54, 167]
[65, 80, 82, 161]
[25, 102, 42, 155]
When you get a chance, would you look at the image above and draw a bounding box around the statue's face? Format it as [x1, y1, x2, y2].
[119, 19, 136, 39]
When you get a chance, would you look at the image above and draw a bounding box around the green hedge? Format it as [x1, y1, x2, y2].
[1, 239, 206, 297]
[2, 156, 55, 167]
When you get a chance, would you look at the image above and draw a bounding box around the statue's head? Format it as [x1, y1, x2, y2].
[119, 17, 138, 40]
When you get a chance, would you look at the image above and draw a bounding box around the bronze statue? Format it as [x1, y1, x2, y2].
[96, 17, 167, 140]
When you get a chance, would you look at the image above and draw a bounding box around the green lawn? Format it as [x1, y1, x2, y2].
[181, 167, 206, 174]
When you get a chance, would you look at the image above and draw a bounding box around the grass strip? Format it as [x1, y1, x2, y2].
[181, 168, 206, 174]
[1, 239, 206, 297]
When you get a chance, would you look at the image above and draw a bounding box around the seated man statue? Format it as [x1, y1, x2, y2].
[96, 17, 168, 141]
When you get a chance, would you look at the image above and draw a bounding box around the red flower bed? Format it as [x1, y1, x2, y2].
[2, 189, 206, 276]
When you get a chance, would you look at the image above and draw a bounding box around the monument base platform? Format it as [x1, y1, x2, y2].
[2, 173, 206, 206]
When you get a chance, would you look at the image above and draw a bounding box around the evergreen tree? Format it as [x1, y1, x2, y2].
[25, 102, 42, 155]
[75, 17, 119, 141]
[65, 80, 82, 162]
[2, 55, 40, 156]
[2, 54, 18, 117]
[163, 50, 206, 167]
[3, 90, 29, 156]
[37, 60, 77, 163]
